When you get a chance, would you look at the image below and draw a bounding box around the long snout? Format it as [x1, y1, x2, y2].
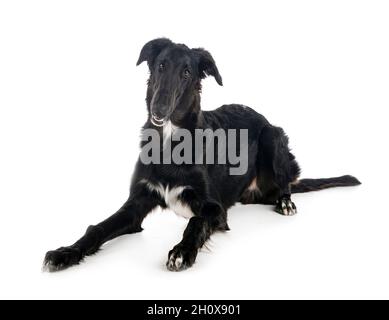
[150, 89, 176, 119]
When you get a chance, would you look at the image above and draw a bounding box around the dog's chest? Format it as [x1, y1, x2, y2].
[142, 180, 194, 219]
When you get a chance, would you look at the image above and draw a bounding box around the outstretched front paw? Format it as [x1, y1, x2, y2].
[275, 197, 297, 216]
[43, 246, 82, 272]
[166, 245, 197, 272]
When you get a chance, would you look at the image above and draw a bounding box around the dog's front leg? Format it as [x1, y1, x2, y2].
[166, 201, 228, 272]
[43, 186, 160, 272]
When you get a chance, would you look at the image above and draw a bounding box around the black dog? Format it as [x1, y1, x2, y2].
[44, 38, 360, 272]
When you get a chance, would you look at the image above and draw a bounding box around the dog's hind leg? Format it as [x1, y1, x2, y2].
[43, 184, 160, 272]
[166, 201, 228, 271]
[257, 125, 301, 215]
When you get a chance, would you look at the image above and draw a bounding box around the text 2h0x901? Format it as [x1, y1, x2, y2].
[191, 304, 240, 315]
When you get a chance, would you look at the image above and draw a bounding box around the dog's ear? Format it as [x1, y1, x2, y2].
[136, 38, 173, 67]
[192, 48, 223, 86]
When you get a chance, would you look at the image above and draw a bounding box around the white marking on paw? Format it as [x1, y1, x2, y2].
[174, 255, 183, 269]
[281, 201, 288, 215]
[167, 253, 184, 271]
[284, 200, 297, 216]
[168, 255, 175, 270]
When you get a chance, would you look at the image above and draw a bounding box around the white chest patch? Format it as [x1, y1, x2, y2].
[162, 121, 178, 149]
[140, 179, 194, 219]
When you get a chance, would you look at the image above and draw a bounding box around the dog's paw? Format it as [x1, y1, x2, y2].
[166, 245, 197, 272]
[275, 197, 297, 216]
[43, 246, 82, 272]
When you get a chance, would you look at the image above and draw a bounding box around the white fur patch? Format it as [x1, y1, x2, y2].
[140, 179, 194, 219]
[247, 178, 258, 191]
[140, 179, 164, 196]
[163, 121, 178, 149]
[174, 255, 183, 269]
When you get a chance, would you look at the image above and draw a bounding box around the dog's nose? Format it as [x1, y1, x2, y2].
[151, 106, 169, 120]
[151, 112, 163, 121]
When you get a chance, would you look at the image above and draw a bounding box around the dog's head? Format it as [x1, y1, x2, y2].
[137, 38, 222, 127]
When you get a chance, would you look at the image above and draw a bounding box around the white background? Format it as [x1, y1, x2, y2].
[0, 0, 388, 299]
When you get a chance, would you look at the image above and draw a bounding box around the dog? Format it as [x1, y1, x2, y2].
[43, 38, 360, 272]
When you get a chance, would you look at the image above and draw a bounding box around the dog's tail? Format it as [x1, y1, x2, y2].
[291, 175, 361, 194]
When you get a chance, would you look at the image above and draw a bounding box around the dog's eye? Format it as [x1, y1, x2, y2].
[183, 69, 191, 78]
[159, 63, 165, 71]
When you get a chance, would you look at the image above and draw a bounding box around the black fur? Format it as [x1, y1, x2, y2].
[44, 38, 361, 272]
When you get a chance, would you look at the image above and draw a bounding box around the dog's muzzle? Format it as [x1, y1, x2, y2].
[150, 114, 167, 127]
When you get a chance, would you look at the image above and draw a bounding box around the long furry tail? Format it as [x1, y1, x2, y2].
[291, 175, 361, 194]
